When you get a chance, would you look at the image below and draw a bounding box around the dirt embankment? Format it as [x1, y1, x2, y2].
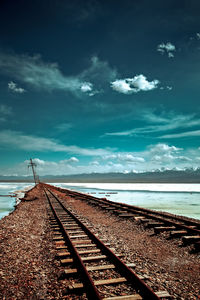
[0, 183, 199, 299]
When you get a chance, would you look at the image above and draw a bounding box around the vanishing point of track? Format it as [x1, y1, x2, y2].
[44, 187, 171, 300]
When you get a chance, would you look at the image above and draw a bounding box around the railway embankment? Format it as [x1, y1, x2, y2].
[0, 183, 199, 299]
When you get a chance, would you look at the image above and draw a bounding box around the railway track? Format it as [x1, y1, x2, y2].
[44, 187, 171, 300]
[58, 188, 200, 252]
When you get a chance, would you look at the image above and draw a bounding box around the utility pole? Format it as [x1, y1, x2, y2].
[28, 158, 38, 185]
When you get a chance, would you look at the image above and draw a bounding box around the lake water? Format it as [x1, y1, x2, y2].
[53, 183, 200, 220]
[0, 182, 200, 220]
[0, 183, 33, 219]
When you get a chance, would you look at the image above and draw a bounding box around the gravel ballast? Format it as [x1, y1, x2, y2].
[0, 183, 199, 299]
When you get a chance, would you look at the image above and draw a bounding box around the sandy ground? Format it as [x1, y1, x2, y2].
[0, 183, 199, 299]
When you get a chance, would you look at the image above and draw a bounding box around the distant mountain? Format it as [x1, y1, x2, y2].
[0, 168, 200, 183]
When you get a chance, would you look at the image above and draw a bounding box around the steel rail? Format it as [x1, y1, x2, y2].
[44, 188, 102, 300]
[62, 189, 200, 228]
[46, 188, 161, 300]
[64, 189, 200, 234]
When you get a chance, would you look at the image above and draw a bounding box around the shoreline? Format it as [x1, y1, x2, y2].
[0, 184, 33, 221]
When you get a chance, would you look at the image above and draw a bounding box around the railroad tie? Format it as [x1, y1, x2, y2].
[103, 295, 142, 300]
[54, 231, 62, 235]
[72, 239, 92, 244]
[137, 218, 150, 223]
[69, 234, 88, 238]
[57, 251, 71, 257]
[118, 213, 136, 218]
[56, 245, 68, 250]
[154, 226, 176, 233]
[68, 274, 149, 291]
[103, 291, 171, 300]
[182, 235, 200, 245]
[126, 263, 136, 268]
[155, 291, 171, 298]
[64, 264, 116, 275]
[134, 216, 146, 221]
[53, 236, 64, 241]
[81, 255, 107, 262]
[75, 242, 110, 248]
[170, 230, 187, 237]
[45, 188, 164, 299]
[146, 222, 164, 228]
[61, 255, 107, 264]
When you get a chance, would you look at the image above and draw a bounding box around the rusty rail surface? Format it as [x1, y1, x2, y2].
[44, 187, 163, 300]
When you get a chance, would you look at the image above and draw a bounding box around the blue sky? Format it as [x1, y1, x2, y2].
[0, 0, 200, 175]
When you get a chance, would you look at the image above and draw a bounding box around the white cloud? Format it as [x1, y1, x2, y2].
[148, 143, 182, 154]
[148, 143, 182, 164]
[24, 158, 79, 175]
[0, 130, 112, 156]
[0, 104, 12, 122]
[104, 111, 200, 137]
[196, 33, 200, 40]
[111, 79, 132, 94]
[103, 153, 145, 163]
[3, 143, 200, 176]
[118, 154, 145, 163]
[111, 74, 159, 94]
[81, 82, 93, 93]
[1, 53, 118, 97]
[168, 52, 174, 58]
[55, 123, 73, 132]
[80, 82, 98, 96]
[90, 160, 100, 166]
[147, 144, 194, 165]
[0, 52, 96, 97]
[29, 158, 47, 166]
[159, 130, 200, 139]
[60, 157, 79, 163]
[166, 86, 172, 90]
[0, 104, 12, 116]
[157, 42, 176, 58]
[81, 56, 117, 86]
[8, 81, 25, 93]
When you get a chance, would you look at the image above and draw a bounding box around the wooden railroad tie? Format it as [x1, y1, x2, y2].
[54, 231, 62, 235]
[182, 235, 200, 245]
[134, 216, 146, 221]
[114, 210, 128, 215]
[53, 236, 63, 241]
[56, 245, 68, 250]
[154, 226, 176, 233]
[64, 264, 116, 275]
[170, 230, 187, 237]
[67, 274, 150, 290]
[105, 207, 116, 210]
[67, 230, 84, 234]
[67, 283, 170, 299]
[61, 255, 107, 264]
[69, 234, 88, 239]
[65, 262, 136, 274]
[75, 243, 110, 248]
[103, 295, 142, 300]
[146, 222, 164, 228]
[118, 213, 136, 218]
[57, 249, 101, 258]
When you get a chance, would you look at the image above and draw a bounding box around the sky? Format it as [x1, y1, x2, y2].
[1, 0, 200, 176]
